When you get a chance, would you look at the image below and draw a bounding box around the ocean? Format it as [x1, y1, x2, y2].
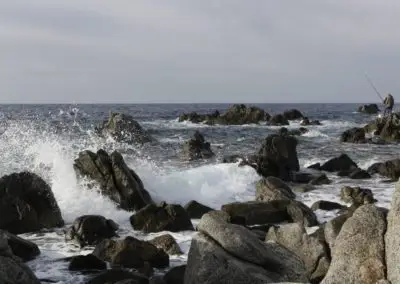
[0, 103, 398, 283]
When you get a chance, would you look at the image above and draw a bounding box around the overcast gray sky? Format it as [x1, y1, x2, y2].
[0, 0, 399, 103]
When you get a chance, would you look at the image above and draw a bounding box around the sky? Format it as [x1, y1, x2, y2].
[0, 0, 399, 103]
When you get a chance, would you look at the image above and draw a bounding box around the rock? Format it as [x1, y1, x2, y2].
[320, 154, 358, 172]
[184, 200, 213, 219]
[340, 186, 376, 206]
[68, 254, 106, 271]
[184, 213, 308, 284]
[178, 111, 213, 123]
[341, 127, 367, 143]
[0, 171, 64, 234]
[378, 113, 400, 141]
[311, 201, 344, 211]
[181, 131, 214, 160]
[0, 230, 40, 261]
[149, 234, 182, 255]
[267, 114, 290, 126]
[368, 159, 400, 180]
[309, 173, 331, 185]
[130, 203, 194, 233]
[163, 265, 185, 284]
[149, 276, 166, 284]
[266, 223, 330, 282]
[293, 184, 315, 193]
[278, 127, 309, 136]
[87, 269, 149, 284]
[300, 117, 321, 126]
[255, 134, 299, 181]
[93, 236, 169, 269]
[323, 213, 352, 251]
[96, 112, 153, 144]
[283, 109, 304, 120]
[358, 104, 379, 114]
[65, 215, 119, 247]
[0, 231, 40, 284]
[307, 163, 321, 170]
[349, 168, 372, 179]
[221, 200, 318, 227]
[321, 205, 386, 284]
[255, 177, 295, 202]
[218, 104, 268, 125]
[73, 149, 153, 211]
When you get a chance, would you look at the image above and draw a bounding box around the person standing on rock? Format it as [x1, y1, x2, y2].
[383, 93, 394, 116]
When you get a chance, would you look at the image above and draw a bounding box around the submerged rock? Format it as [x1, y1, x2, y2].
[340, 127, 367, 143]
[300, 117, 321, 126]
[0, 230, 40, 262]
[267, 114, 290, 126]
[278, 127, 309, 136]
[181, 131, 214, 160]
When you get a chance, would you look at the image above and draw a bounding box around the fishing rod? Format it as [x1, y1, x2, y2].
[364, 73, 384, 102]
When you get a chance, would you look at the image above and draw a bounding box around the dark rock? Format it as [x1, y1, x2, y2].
[255, 134, 299, 181]
[218, 104, 268, 125]
[221, 200, 318, 227]
[311, 201, 345, 211]
[163, 265, 185, 284]
[181, 131, 214, 160]
[267, 114, 290, 126]
[320, 154, 358, 172]
[300, 117, 321, 126]
[96, 112, 153, 144]
[0, 172, 64, 234]
[178, 111, 212, 123]
[378, 113, 400, 141]
[255, 177, 295, 202]
[65, 215, 119, 247]
[368, 159, 400, 180]
[93, 236, 169, 269]
[309, 173, 331, 185]
[307, 163, 321, 170]
[73, 149, 153, 211]
[283, 109, 304, 120]
[149, 234, 183, 255]
[349, 168, 372, 179]
[68, 254, 106, 271]
[130, 203, 193, 233]
[0, 230, 40, 261]
[358, 104, 379, 114]
[341, 127, 367, 143]
[340, 186, 376, 206]
[278, 127, 309, 136]
[184, 200, 213, 219]
[87, 269, 149, 284]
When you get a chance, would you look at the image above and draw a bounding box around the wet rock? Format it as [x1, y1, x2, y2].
[0, 171, 64, 234]
[218, 104, 268, 125]
[130, 203, 194, 233]
[267, 114, 290, 126]
[255, 177, 295, 202]
[163, 265, 185, 284]
[340, 186, 376, 206]
[0, 230, 40, 261]
[255, 134, 299, 181]
[184, 200, 213, 219]
[87, 269, 149, 284]
[368, 159, 400, 180]
[307, 163, 321, 170]
[278, 127, 309, 136]
[149, 234, 182, 255]
[73, 149, 153, 211]
[341, 127, 367, 143]
[93, 236, 169, 269]
[181, 131, 214, 160]
[311, 201, 345, 211]
[321, 205, 386, 284]
[178, 111, 215, 123]
[293, 184, 315, 193]
[65, 215, 119, 247]
[96, 112, 153, 144]
[378, 113, 400, 141]
[266, 223, 330, 282]
[320, 154, 358, 172]
[283, 109, 304, 120]
[68, 254, 106, 271]
[309, 173, 331, 185]
[358, 104, 379, 114]
[221, 200, 318, 227]
[349, 168, 372, 179]
[300, 117, 321, 126]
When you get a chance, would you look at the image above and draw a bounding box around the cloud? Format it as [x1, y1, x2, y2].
[0, 0, 399, 103]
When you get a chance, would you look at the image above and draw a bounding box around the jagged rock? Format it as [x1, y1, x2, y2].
[309, 173, 331, 185]
[255, 134, 299, 181]
[358, 104, 379, 114]
[73, 149, 153, 211]
[184, 200, 213, 219]
[341, 127, 367, 143]
[378, 113, 400, 141]
[311, 201, 344, 211]
[130, 203, 194, 233]
[320, 154, 358, 172]
[65, 215, 119, 247]
[255, 177, 295, 202]
[267, 114, 290, 126]
[149, 234, 182, 255]
[348, 168, 372, 179]
[340, 186, 376, 206]
[368, 159, 400, 180]
[221, 200, 318, 227]
[68, 254, 107, 271]
[93, 236, 169, 269]
[300, 117, 321, 126]
[87, 269, 149, 284]
[0, 171, 64, 234]
[266, 223, 330, 282]
[321, 205, 386, 284]
[218, 104, 268, 124]
[283, 109, 304, 120]
[178, 111, 219, 124]
[96, 112, 153, 144]
[0, 230, 40, 261]
[181, 131, 214, 160]
[163, 265, 185, 284]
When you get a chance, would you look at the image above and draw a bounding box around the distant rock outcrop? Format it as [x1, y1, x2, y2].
[358, 104, 379, 114]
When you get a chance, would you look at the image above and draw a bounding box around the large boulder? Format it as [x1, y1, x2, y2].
[358, 104, 379, 114]
[255, 134, 299, 181]
[184, 200, 213, 219]
[266, 223, 330, 282]
[93, 236, 169, 269]
[0, 230, 40, 262]
[321, 205, 386, 284]
[320, 154, 358, 172]
[149, 234, 183, 255]
[368, 158, 400, 180]
[130, 203, 194, 233]
[348, 168, 372, 179]
[340, 127, 367, 143]
[181, 131, 214, 161]
[65, 215, 119, 247]
[0, 172, 64, 234]
[378, 113, 400, 141]
[73, 149, 153, 211]
[164, 265, 185, 284]
[255, 177, 295, 202]
[267, 114, 290, 126]
[68, 254, 107, 271]
[221, 200, 318, 227]
[96, 112, 153, 144]
[0, 231, 40, 284]
[218, 104, 268, 125]
[340, 186, 376, 206]
[184, 212, 308, 284]
[283, 109, 304, 120]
